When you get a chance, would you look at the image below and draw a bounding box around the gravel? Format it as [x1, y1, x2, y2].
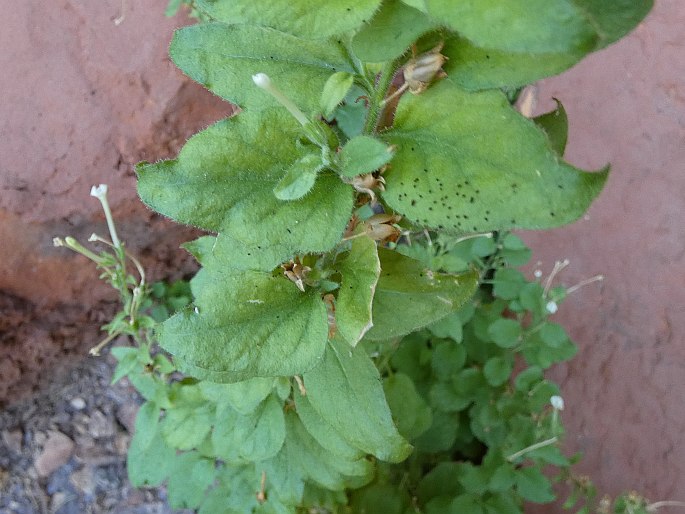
[0, 352, 192, 514]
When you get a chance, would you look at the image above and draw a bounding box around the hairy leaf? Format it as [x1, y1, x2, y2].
[334, 235, 380, 345]
[443, 36, 581, 91]
[339, 135, 395, 177]
[273, 153, 324, 201]
[200, 377, 274, 415]
[170, 23, 354, 113]
[158, 267, 328, 382]
[572, 0, 653, 48]
[400, 0, 427, 12]
[127, 403, 175, 487]
[488, 319, 522, 349]
[352, 0, 437, 62]
[138, 109, 353, 271]
[212, 395, 286, 462]
[303, 337, 412, 462]
[515, 466, 555, 502]
[321, 72, 355, 118]
[384, 373, 433, 440]
[166, 452, 217, 509]
[194, 0, 382, 39]
[333, 84, 368, 139]
[182, 235, 216, 265]
[382, 79, 608, 232]
[294, 392, 367, 461]
[534, 99, 569, 156]
[161, 404, 214, 451]
[199, 466, 262, 514]
[425, 0, 597, 54]
[366, 248, 479, 340]
[265, 411, 374, 496]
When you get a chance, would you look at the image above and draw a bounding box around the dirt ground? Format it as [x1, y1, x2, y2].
[0, 347, 191, 514]
[1, 0, 684, 511]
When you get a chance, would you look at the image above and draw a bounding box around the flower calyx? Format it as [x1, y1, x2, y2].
[404, 42, 448, 94]
[281, 257, 311, 292]
[345, 213, 402, 244]
[344, 171, 386, 203]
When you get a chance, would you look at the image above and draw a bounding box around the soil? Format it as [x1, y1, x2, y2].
[0, 347, 191, 514]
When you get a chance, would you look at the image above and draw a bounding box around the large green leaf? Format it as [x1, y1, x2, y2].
[382, 79, 608, 232]
[166, 452, 217, 509]
[572, 0, 653, 48]
[425, 0, 597, 54]
[384, 373, 433, 440]
[534, 99, 569, 156]
[194, 0, 382, 39]
[443, 36, 581, 91]
[127, 403, 175, 487]
[158, 266, 328, 382]
[264, 411, 374, 498]
[365, 249, 479, 340]
[170, 23, 355, 113]
[212, 394, 286, 463]
[160, 396, 214, 450]
[303, 337, 412, 462]
[138, 109, 353, 271]
[294, 392, 367, 461]
[352, 0, 437, 62]
[199, 377, 275, 415]
[334, 235, 380, 345]
[199, 466, 262, 514]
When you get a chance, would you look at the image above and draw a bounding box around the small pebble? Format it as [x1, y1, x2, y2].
[70, 398, 86, 410]
[34, 431, 75, 477]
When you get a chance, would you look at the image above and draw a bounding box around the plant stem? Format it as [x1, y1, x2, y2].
[89, 331, 119, 356]
[363, 61, 397, 135]
[506, 436, 558, 462]
[648, 501, 685, 512]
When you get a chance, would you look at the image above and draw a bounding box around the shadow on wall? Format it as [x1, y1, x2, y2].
[0, 0, 231, 406]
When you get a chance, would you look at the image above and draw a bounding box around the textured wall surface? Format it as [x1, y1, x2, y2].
[0, 0, 230, 404]
[526, 0, 685, 501]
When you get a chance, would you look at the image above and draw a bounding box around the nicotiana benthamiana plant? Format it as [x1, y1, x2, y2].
[56, 1, 685, 513]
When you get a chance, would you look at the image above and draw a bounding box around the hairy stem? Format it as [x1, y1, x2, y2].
[363, 62, 397, 135]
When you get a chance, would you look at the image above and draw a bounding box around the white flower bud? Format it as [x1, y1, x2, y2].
[90, 184, 108, 199]
[546, 300, 558, 314]
[251, 72, 309, 126]
[550, 395, 564, 411]
[251, 73, 271, 89]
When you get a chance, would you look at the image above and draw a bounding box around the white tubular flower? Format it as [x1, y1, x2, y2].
[90, 183, 120, 249]
[252, 73, 310, 127]
[90, 184, 108, 199]
[550, 395, 565, 411]
[546, 300, 558, 314]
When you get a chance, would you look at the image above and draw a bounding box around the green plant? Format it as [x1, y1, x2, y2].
[56, 1, 685, 513]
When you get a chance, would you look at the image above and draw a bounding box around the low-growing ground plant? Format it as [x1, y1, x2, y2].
[55, 1, 685, 513]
